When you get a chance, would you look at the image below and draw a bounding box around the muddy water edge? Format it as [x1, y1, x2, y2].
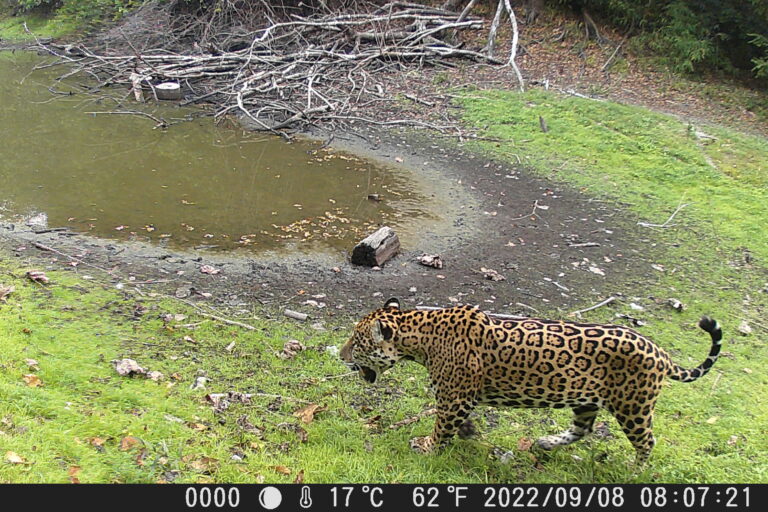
[0, 50, 471, 262]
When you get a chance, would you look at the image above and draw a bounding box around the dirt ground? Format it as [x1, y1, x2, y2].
[0, 123, 660, 324]
[9, 9, 749, 322]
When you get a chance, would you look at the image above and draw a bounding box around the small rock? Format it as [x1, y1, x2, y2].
[408, 286, 417, 293]
[190, 376, 208, 390]
[666, 298, 684, 312]
[418, 254, 444, 269]
[146, 370, 164, 382]
[738, 320, 752, 336]
[112, 358, 147, 377]
[480, 267, 505, 281]
[325, 346, 339, 357]
[629, 303, 644, 311]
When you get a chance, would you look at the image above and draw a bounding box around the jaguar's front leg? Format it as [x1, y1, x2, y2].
[410, 396, 476, 454]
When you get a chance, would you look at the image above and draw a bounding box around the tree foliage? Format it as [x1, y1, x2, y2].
[553, 0, 768, 79]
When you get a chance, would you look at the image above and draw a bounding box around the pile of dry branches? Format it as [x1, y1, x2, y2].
[31, 0, 525, 136]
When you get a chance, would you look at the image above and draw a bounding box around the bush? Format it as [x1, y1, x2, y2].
[554, 0, 768, 80]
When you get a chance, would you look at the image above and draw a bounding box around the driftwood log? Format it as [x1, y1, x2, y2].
[351, 226, 400, 267]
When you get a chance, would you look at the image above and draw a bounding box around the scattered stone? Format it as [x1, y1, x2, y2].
[147, 370, 164, 382]
[738, 320, 752, 336]
[190, 375, 208, 390]
[409, 286, 417, 293]
[199, 264, 220, 275]
[666, 298, 684, 311]
[325, 346, 340, 357]
[418, 254, 444, 269]
[629, 302, 644, 311]
[112, 358, 147, 377]
[480, 267, 505, 281]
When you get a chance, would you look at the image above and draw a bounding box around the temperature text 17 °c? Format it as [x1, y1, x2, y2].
[331, 486, 385, 508]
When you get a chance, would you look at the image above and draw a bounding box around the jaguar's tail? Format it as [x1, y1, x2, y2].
[669, 316, 722, 383]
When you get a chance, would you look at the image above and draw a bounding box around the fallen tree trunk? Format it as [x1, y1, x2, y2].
[351, 226, 400, 267]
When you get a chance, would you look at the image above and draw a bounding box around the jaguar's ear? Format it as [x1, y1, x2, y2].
[384, 297, 400, 310]
[372, 320, 395, 343]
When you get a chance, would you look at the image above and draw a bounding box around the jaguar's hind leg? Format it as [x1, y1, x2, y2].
[615, 410, 656, 466]
[537, 405, 599, 450]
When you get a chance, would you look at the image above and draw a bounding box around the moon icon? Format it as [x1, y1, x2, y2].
[258, 486, 282, 510]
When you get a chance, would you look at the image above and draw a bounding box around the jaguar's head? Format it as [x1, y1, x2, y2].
[340, 297, 403, 384]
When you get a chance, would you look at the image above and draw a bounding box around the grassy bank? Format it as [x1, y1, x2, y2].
[459, 89, 768, 481]
[0, 13, 76, 42]
[2, 254, 764, 484]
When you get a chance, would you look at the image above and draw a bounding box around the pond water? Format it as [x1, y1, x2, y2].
[0, 51, 438, 254]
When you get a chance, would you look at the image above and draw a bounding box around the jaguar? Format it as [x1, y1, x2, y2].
[340, 298, 722, 465]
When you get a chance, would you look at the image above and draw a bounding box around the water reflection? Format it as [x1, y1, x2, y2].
[0, 51, 434, 253]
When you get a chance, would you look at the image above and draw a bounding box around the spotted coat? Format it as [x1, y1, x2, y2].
[340, 298, 722, 465]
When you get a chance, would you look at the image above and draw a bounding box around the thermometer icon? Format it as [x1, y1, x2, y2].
[299, 486, 313, 509]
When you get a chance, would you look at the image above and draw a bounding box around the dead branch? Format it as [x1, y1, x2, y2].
[28, 1, 514, 137]
[569, 296, 618, 317]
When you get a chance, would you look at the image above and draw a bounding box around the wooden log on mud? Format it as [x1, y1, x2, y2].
[351, 226, 400, 267]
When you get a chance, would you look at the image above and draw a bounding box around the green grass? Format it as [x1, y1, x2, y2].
[458, 89, 768, 482]
[3, 257, 764, 483]
[1, 88, 767, 483]
[0, 13, 77, 42]
[461, 90, 768, 263]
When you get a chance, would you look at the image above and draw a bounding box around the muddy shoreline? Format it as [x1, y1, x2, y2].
[1, 123, 655, 322]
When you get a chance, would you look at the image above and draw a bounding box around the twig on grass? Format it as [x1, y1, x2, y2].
[388, 408, 437, 430]
[637, 202, 689, 228]
[569, 296, 618, 317]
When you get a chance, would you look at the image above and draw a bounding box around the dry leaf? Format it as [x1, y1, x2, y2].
[68, 465, 82, 484]
[25, 271, 49, 284]
[200, 265, 220, 275]
[120, 436, 141, 451]
[187, 456, 219, 472]
[279, 340, 305, 360]
[24, 359, 39, 371]
[5, 451, 26, 464]
[89, 437, 106, 452]
[706, 416, 719, 424]
[727, 435, 739, 446]
[135, 449, 148, 467]
[517, 437, 533, 451]
[22, 374, 43, 388]
[294, 469, 305, 484]
[0, 285, 14, 302]
[273, 465, 291, 475]
[293, 403, 327, 424]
